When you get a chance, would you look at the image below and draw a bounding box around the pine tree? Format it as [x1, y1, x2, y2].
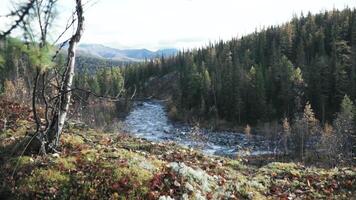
[333, 40, 351, 106]
[282, 117, 291, 154]
[351, 10, 356, 99]
[121, 8, 356, 127]
[111, 68, 124, 96]
[292, 102, 319, 161]
[333, 95, 355, 162]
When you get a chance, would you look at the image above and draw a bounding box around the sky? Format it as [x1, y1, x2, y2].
[1, 0, 356, 51]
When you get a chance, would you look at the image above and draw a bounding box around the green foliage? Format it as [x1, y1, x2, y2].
[25, 44, 54, 70]
[19, 168, 70, 198]
[332, 95, 355, 160]
[54, 156, 77, 170]
[87, 76, 100, 94]
[291, 102, 320, 161]
[291, 67, 303, 83]
[123, 8, 356, 125]
[0, 54, 4, 69]
[95, 67, 124, 96]
[340, 95, 355, 117]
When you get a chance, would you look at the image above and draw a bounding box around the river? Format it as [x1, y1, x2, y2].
[123, 100, 278, 157]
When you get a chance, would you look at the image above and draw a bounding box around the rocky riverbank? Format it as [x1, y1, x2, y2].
[124, 100, 279, 157]
[1, 122, 355, 199]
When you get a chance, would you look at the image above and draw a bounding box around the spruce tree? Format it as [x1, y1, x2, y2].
[333, 95, 355, 161]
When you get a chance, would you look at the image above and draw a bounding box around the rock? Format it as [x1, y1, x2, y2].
[52, 153, 60, 158]
[168, 162, 216, 193]
[193, 191, 206, 200]
[185, 182, 194, 192]
[173, 180, 181, 187]
[182, 193, 189, 200]
[158, 196, 174, 200]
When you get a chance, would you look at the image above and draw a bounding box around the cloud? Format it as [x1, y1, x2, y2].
[1, 0, 356, 50]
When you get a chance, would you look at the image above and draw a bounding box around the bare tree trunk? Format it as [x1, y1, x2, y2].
[51, 0, 84, 147]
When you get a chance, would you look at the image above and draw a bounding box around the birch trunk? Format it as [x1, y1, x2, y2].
[53, 0, 84, 147]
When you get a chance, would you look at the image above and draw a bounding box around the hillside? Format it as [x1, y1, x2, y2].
[124, 8, 356, 125]
[77, 44, 178, 62]
[0, 99, 355, 199]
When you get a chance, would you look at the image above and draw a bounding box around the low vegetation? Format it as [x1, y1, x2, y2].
[1, 100, 355, 199]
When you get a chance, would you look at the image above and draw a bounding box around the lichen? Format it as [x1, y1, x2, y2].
[168, 162, 217, 195]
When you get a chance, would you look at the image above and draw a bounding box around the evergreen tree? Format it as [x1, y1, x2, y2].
[122, 8, 356, 126]
[333, 95, 355, 160]
[292, 102, 319, 161]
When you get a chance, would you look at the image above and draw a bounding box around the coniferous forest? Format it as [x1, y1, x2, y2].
[123, 8, 356, 126]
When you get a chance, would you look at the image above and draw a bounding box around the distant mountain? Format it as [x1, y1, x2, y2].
[76, 44, 178, 62]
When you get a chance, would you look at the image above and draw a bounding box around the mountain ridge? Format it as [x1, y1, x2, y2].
[77, 43, 178, 62]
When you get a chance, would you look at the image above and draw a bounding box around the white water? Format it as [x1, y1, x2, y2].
[124, 100, 277, 157]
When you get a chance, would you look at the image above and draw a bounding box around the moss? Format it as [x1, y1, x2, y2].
[149, 158, 164, 171]
[80, 148, 98, 162]
[0, 121, 30, 152]
[112, 165, 153, 196]
[86, 129, 105, 137]
[113, 166, 152, 182]
[264, 162, 298, 172]
[29, 168, 69, 184]
[116, 148, 138, 159]
[10, 156, 34, 168]
[1, 129, 14, 137]
[53, 156, 76, 171]
[225, 159, 245, 170]
[9, 120, 30, 137]
[61, 134, 84, 147]
[291, 179, 305, 189]
[5, 156, 35, 172]
[20, 168, 70, 196]
[248, 174, 271, 195]
[237, 187, 250, 199]
[122, 141, 152, 151]
[3, 118, 355, 200]
[290, 169, 301, 177]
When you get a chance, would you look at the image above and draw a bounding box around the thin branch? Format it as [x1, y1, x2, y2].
[32, 69, 41, 133]
[51, 39, 69, 61]
[41, 72, 50, 131]
[11, 132, 40, 178]
[0, 0, 36, 39]
[35, 0, 45, 44]
[130, 85, 137, 100]
[43, 0, 57, 39]
[52, 15, 77, 46]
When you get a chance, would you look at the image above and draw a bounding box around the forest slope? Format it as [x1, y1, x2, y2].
[123, 8, 356, 125]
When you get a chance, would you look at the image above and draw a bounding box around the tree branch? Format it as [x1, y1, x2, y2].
[0, 0, 36, 39]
